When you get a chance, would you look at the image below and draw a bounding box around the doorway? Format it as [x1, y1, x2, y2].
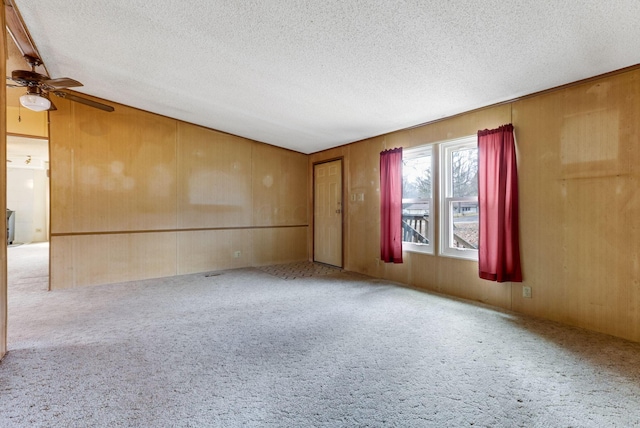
[6, 134, 50, 302]
[6, 135, 50, 247]
[313, 159, 343, 267]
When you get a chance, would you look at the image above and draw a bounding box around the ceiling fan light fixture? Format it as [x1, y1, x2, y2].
[19, 93, 51, 112]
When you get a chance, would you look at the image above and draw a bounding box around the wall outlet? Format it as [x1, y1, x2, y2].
[350, 193, 357, 202]
[522, 286, 532, 298]
[234, 250, 241, 258]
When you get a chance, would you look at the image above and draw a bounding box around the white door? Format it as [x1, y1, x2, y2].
[314, 159, 342, 267]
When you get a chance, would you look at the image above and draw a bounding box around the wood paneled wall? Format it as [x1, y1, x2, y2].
[310, 68, 640, 343]
[513, 71, 640, 341]
[6, 88, 48, 137]
[5, 33, 48, 138]
[43, 64, 640, 343]
[1, 5, 8, 359]
[49, 97, 308, 289]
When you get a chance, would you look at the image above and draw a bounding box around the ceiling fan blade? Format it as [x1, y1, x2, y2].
[43, 77, 83, 89]
[11, 69, 47, 84]
[5, 76, 22, 87]
[52, 91, 114, 112]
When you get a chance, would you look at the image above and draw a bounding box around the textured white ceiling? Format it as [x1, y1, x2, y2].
[12, 1, 640, 154]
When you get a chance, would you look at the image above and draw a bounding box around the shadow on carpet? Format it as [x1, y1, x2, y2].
[256, 261, 342, 280]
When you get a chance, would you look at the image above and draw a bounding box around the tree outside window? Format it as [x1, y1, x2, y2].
[402, 146, 433, 253]
[441, 137, 479, 259]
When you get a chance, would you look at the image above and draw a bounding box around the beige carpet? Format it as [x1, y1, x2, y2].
[2, 243, 640, 427]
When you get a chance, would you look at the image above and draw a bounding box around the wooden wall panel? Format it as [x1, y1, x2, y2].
[50, 236, 74, 289]
[407, 253, 438, 291]
[177, 123, 253, 228]
[177, 229, 253, 274]
[513, 71, 640, 340]
[345, 137, 385, 276]
[435, 257, 511, 307]
[510, 90, 567, 320]
[50, 232, 177, 289]
[50, 99, 177, 233]
[50, 98, 74, 233]
[252, 144, 308, 226]
[50, 98, 309, 289]
[409, 104, 512, 148]
[252, 227, 308, 266]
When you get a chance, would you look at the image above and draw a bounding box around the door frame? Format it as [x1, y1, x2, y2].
[1, 4, 7, 359]
[312, 157, 344, 268]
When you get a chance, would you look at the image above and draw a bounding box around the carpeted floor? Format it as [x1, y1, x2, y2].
[2, 243, 640, 427]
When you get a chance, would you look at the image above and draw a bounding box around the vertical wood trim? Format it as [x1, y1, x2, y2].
[1, 2, 10, 358]
[4, 0, 41, 63]
[174, 120, 179, 273]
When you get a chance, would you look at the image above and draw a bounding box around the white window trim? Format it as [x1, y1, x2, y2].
[402, 145, 433, 254]
[439, 136, 479, 260]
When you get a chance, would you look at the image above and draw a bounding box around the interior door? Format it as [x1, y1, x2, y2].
[314, 159, 342, 267]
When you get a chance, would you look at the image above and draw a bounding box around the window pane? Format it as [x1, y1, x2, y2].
[451, 147, 478, 198]
[402, 149, 431, 247]
[450, 200, 478, 249]
[440, 136, 479, 260]
[402, 155, 431, 199]
[402, 201, 430, 244]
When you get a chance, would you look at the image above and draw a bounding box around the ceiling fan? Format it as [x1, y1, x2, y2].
[7, 55, 114, 113]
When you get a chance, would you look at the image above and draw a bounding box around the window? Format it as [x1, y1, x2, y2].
[402, 146, 433, 253]
[440, 136, 479, 260]
[400, 136, 478, 260]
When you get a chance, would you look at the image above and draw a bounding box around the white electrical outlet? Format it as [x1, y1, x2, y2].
[234, 251, 241, 258]
[522, 286, 532, 298]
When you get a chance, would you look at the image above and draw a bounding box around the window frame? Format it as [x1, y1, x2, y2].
[401, 145, 434, 254]
[439, 136, 479, 260]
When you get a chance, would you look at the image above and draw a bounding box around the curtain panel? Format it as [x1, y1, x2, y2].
[380, 148, 403, 263]
[477, 124, 522, 282]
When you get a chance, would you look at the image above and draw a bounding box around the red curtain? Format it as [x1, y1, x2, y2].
[380, 148, 403, 263]
[478, 124, 522, 282]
